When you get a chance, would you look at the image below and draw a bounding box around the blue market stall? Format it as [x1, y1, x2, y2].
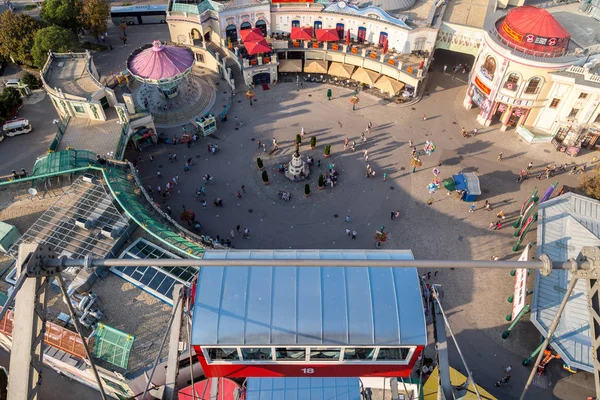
[452, 172, 481, 202]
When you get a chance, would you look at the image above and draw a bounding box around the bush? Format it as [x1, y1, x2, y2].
[257, 157, 263, 169]
[0, 87, 22, 120]
[310, 136, 316, 148]
[580, 172, 600, 200]
[318, 174, 325, 188]
[304, 184, 310, 195]
[296, 134, 302, 144]
[81, 41, 108, 52]
[324, 144, 331, 155]
[20, 72, 40, 89]
[23, 4, 37, 10]
[262, 170, 269, 182]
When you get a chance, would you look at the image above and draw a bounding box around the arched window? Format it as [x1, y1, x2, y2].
[240, 22, 252, 30]
[525, 77, 542, 94]
[504, 73, 519, 91]
[378, 32, 388, 46]
[225, 24, 237, 43]
[480, 56, 496, 80]
[255, 20, 267, 36]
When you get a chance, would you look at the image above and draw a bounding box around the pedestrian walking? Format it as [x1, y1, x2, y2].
[408, 140, 413, 147]
[236, 191, 242, 199]
[351, 230, 357, 239]
[157, 170, 162, 178]
[443, 65, 447, 74]
[327, 88, 332, 100]
[202, 200, 207, 209]
[230, 230, 235, 238]
[484, 200, 491, 211]
[504, 365, 512, 375]
[527, 162, 533, 171]
[346, 228, 351, 236]
[172, 176, 178, 185]
[496, 211, 505, 219]
[173, 153, 177, 161]
[257, 139, 261, 149]
[168, 152, 173, 162]
[345, 215, 350, 223]
[235, 116, 240, 127]
[351, 141, 356, 152]
[395, 210, 400, 219]
[497, 152, 503, 162]
[469, 203, 475, 213]
[243, 228, 250, 239]
[421, 114, 427, 121]
[165, 205, 172, 216]
[301, 127, 305, 136]
[344, 138, 349, 149]
[241, 185, 246, 193]
[149, 155, 154, 162]
[236, 224, 241, 232]
[383, 172, 387, 181]
[184, 163, 190, 173]
[157, 185, 162, 194]
[263, 143, 267, 152]
[363, 149, 368, 159]
[391, 211, 395, 220]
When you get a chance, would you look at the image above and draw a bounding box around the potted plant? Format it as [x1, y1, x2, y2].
[257, 157, 263, 171]
[324, 144, 331, 158]
[310, 136, 316, 149]
[317, 174, 325, 190]
[304, 184, 310, 197]
[262, 170, 269, 185]
[296, 134, 302, 144]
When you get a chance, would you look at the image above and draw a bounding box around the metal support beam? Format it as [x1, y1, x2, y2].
[519, 276, 578, 400]
[162, 284, 184, 400]
[431, 287, 451, 400]
[8, 244, 49, 400]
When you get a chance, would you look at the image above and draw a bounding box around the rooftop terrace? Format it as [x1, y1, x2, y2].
[43, 53, 104, 100]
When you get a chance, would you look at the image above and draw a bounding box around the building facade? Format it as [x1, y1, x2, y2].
[464, 6, 580, 131]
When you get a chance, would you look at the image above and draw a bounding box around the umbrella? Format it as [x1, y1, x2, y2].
[315, 28, 340, 42]
[328, 62, 355, 78]
[290, 27, 313, 41]
[278, 59, 302, 73]
[346, 29, 351, 45]
[351, 67, 380, 85]
[240, 28, 264, 42]
[245, 39, 271, 55]
[374, 76, 405, 95]
[304, 60, 328, 74]
[383, 37, 389, 54]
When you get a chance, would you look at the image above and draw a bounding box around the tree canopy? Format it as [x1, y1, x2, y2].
[80, 0, 110, 40]
[580, 171, 600, 200]
[31, 26, 78, 68]
[40, 0, 83, 33]
[0, 11, 43, 66]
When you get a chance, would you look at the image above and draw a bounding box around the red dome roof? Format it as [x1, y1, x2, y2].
[497, 6, 570, 56]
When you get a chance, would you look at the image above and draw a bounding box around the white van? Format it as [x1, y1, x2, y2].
[2, 118, 32, 137]
[4, 79, 20, 88]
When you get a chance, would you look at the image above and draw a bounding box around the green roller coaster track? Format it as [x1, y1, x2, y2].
[0, 150, 205, 258]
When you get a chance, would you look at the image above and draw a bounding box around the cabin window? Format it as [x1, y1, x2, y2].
[344, 348, 376, 360]
[310, 348, 341, 361]
[207, 347, 239, 361]
[275, 348, 306, 361]
[376, 347, 410, 361]
[241, 348, 272, 360]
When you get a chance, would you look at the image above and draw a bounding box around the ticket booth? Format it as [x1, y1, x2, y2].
[191, 249, 426, 378]
[196, 114, 217, 137]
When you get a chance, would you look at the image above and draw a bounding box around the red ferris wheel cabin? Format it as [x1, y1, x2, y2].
[190, 249, 426, 378]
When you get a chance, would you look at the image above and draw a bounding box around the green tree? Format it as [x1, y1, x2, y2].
[580, 172, 600, 200]
[0, 12, 43, 66]
[80, 0, 110, 42]
[31, 26, 78, 68]
[40, 0, 83, 33]
[0, 87, 23, 122]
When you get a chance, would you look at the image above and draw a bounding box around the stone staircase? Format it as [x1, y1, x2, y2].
[206, 42, 245, 92]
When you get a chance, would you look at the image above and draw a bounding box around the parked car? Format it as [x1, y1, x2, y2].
[2, 118, 32, 137]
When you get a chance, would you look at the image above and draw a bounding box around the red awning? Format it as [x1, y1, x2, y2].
[291, 27, 313, 41]
[240, 28, 264, 42]
[315, 29, 340, 42]
[245, 39, 272, 55]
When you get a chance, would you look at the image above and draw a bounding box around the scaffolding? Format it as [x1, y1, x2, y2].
[92, 323, 135, 369]
[8, 177, 130, 260]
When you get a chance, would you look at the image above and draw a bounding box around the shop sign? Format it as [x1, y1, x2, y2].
[470, 85, 485, 107]
[497, 103, 507, 113]
[502, 23, 523, 42]
[474, 76, 491, 95]
[524, 34, 558, 47]
[511, 246, 529, 321]
[513, 108, 526, 117]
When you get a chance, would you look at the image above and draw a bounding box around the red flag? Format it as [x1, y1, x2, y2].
[346, 29, 351, 45]
[383, 37, 389, 55]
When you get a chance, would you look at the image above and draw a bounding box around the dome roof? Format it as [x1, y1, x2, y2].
[128, 41, 194, 81]
[497, 6, 570, 56]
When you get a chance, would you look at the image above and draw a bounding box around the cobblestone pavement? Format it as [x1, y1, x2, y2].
[135, 69, 595, 398]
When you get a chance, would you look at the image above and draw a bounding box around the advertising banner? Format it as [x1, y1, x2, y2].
[512, 246, 529, 321]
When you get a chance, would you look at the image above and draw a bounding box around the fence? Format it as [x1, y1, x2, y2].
[48, 115, 70, 152]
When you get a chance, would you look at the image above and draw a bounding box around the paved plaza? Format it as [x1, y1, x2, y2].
[134, 67, 596, 398]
